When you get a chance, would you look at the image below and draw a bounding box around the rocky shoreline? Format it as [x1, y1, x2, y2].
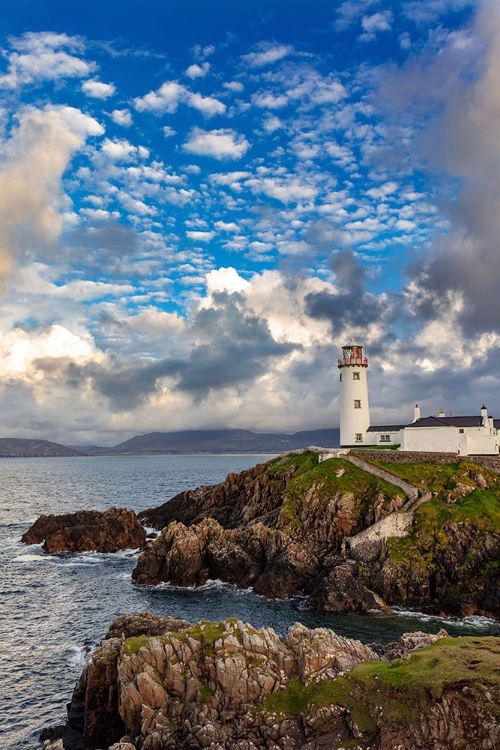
[22, 450, 500, 618]
[133, 451, 500, 618]
[22, 450, 500, 749]
[41, 611, 500, 750]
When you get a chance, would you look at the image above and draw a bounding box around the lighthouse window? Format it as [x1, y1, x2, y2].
[459, 428, 464, 434]
[354, 399, 361, 409]
[353, 372, 360, 380]
[339, 373, 342, 382]
[355, 433, 363, 443]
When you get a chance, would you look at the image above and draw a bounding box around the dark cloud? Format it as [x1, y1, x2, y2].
[376, 2, 500, 337]
[305, 249, 387, 335]
[64, 294, 300, 410]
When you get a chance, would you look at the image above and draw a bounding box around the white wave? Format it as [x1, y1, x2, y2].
[16, 553, 51, 562]
[393, 607, 499, 629]
[67, 643, 94, 668]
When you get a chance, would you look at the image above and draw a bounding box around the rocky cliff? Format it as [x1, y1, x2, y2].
[135, 452, 500, 617]
[43, 612, 500, 750]
[135, 453, 406, 611]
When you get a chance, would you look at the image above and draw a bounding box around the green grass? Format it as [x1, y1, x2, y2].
[264, 637, 500, 740]
[200, 686, 216, 704]
[123, 635, 149, 655]
[389, 488, 500, 562]
[277, 454, 404, 532]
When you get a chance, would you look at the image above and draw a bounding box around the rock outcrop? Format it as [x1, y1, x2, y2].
[134, 452, 500, 618]
[134, 453, 406, 612]
[46, 612, 500, 750]
[22, 507, 146, 553]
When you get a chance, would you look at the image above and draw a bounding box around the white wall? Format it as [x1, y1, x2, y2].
[340, 366, 370, 446]
[466, 434, 499, 455]
[401, 426, 469, 454]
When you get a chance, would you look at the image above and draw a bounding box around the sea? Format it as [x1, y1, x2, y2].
[1, 454, 499, 750]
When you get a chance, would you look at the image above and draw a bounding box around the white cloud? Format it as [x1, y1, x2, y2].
[80, 207, 121, 221]
[186, 91, 226, 116]
[101, 138, 149, 162]
[133, 80, 225, 116]
[334, 0, 379, 31]
[111, 108, 133, 126]
[253, 92, 288, 109]
[245, 175, 318, 204]
[262, 116, 284, 133]
[223, 81, 244, 92]
[163, 125, 176, 138]
[185, 62, 210, 78]
[0, 324, 103, 377]
[243, 43, 292, 67]
[183, 128, 250, 160]
[403, 0, 473, 25]
[0, 105, 103, 281]
[186, 230, 215, 241]
[0, 31, 94, 88]
[82, 79, 116, 99]
[215, 221, 240, 232]
[366, 181, 399, 199]
[360, 11, 394, 42]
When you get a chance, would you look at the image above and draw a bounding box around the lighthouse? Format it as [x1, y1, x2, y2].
[338, 343, 371, 447]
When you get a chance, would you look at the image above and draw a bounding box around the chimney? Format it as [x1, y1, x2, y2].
[438, 408, 445, 418]
[489, 415, 494, 433]
[481, 404, 488, 427]
[413, 404, 420, 423]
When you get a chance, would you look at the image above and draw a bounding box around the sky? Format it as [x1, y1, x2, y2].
[0, 0, 498, 445]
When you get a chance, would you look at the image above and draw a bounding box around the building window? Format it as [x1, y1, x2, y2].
[459, 428, 464, 434]
[355, 433, 363, 443]
[353, 372, 360, 380]
[380, 434, 391, 442]
[354, 399, 361, 409]
[339, 373, 342, 382]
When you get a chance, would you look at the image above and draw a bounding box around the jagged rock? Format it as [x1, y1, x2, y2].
[106, 611, 190, 640]
[305, 558, 387, 613]
[52, 614, 500, 750]
[132, 451, 500, 618]
[370, 629, 448, 660]
[21, 507, 146, 553]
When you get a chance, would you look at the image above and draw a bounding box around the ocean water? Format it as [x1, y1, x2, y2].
[1, 454, 499, 750]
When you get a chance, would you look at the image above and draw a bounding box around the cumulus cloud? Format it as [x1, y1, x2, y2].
[111, 108, 133, 126]
[360, 11, 394, 42]
[183, 127, 250, 160]
[243, 43, 292, 67]
[387, 0, 500, 336]
[82, 79, 116, 98]
[0, 105, 103, 282]
[133, 80, 225, 116]
[100, 137, 149, 161]
[0, 31, 94, 88]
[185, 62, 210, 78]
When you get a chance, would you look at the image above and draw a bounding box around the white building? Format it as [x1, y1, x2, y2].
[339, 343, 499, 455]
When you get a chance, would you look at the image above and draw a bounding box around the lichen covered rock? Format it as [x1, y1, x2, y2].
[57, 613, 500, 750]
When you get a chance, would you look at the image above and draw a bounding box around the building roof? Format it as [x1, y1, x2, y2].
[367, 414, 498, 432]
[367, 424, 406, 432]
[406, 415, 496, 428]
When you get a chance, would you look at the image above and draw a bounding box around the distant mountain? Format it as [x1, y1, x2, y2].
[0, 439, 85, 457]
[81, 428, 340, 455]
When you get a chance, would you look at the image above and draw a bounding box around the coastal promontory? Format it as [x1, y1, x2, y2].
[135, 450, 500, 618]
[42, 611, 500, 750]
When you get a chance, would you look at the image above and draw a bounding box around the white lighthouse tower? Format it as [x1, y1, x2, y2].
[338, 343, 371, 447]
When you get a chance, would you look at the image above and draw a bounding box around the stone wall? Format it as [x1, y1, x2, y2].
[353, 449, 500, 472]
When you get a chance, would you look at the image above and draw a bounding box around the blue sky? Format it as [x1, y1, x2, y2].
[0, 0, 497, 444]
